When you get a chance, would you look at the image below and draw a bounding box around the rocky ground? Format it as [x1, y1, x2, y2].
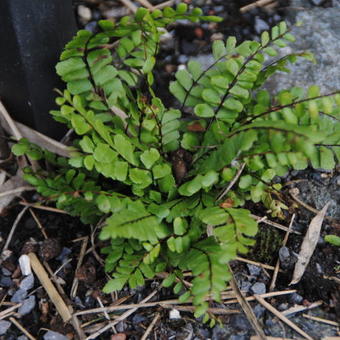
[0, 0, 339, 339]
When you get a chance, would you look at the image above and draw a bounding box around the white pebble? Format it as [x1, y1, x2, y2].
[169, 308, 181, 320]
[77, 5, 92, 22]
[19, 254, 31, 276]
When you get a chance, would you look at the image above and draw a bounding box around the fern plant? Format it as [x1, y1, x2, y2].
[12, 4, 340, 324]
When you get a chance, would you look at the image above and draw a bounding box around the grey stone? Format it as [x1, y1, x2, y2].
[115, 321, 126, 333]
[279, 246, 290, 264]
[56, 247, 72, 262]
[254, 304, 266, 318]
[20, 274, 34, 291]
[212, 325, 232, 339]
[0, 275, 12, 287]
[289, 292, 304, 304]
[0, 320, 11, 335]
[230, 335, 247, 340]
[18, 336, 29, 340]
[230, 314, 251, 331]
[190, 54, 214, 70]
[240, 280, 252, 293]
[247, 264, 262, 277]
[278, 303, 289, 311]
[254, 16, 269, 34]
[178, 55, 189, 64]
[18, 295, 36, 315]
[11, 288, 27, 303]
[1, 267, 12, 276]
[43, 331, 68, 340]
[251, 282, 266, 295]
[267, 7, 340, 94]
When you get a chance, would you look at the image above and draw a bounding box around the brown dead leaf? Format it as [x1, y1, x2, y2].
[290, 202, 330, 285]
[187, 122, 206, 132]
[219, 198, 234, 209]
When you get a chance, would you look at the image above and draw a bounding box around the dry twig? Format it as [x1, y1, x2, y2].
[302, 314, 339, 327]
[228, 265, 266, 340]
[29, 208, 48, 239]
[28, 253, 72, 323]
[9, 317, 36, 340]
[70, 236, 89, 298]
[254, 295, 314, 340]
[75, 289, 296, 316]
[86, 290, 158, 339]
[141, 312, 160, 340]
[1, 206, 29, 261]
[269, 214, 295, 291]
[217, 162, 246, 201]
[240, 0, 275, 13]
[282, 300, 323, 316]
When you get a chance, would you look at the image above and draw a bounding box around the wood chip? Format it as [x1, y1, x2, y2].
[254, 295, 314, 340]
[290, 202, 330, 285]
[28, 252, 72, 322]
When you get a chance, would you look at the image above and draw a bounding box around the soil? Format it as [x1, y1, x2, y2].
[1, 1, 339, 339]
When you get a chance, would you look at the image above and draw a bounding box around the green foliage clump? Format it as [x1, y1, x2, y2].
[12, 5, 340, 323]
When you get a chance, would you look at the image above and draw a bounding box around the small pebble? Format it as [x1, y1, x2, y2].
[18, 295, 36, 315]
[85, 21, 98, 33]
[20, 273, 34, 291]
[132, 313, 147, 323]
[213, 6, 224, 13]
[170, 308, 181, 320]
[240, 281, 252, 293]
[230, 335, 247, 340]
[254, 304, 265, 318]
[11, 288, 27, 303]
[115, 321, 126, 333]
[0, 320, 11, 335]
[289, 292, 304, 304]
[1, 267, 12, 276]
[19, 254, 31, 276]
[278, 302, 288, 311]
[254, 16, 269, 34]
[77, 5, 92, 23]
[0, 275, 12, 287]
[279, 246, 290, 264]
[43, 330, 68, 340]
[316, 263, 323, 274]
[230, 314, 251, 331]
[178, 55, 189, 64]
[247, 264, 261, 277]
[250, 282, 266, 295]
